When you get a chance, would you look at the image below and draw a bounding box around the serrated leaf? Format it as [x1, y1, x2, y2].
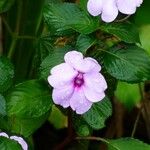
[6, 80, 52, 118]
[0, 57, 14, 93]
[0, 94, 6, 116]
[40, 46, 70, 80]
[100, 22, 140, 43]
[76, 34, 96, 54]
[83, 97, 112, 130]
[0, 0, 15, 13]
[108, 138, 150, 150]
[0, 137, 22, 150]
[103, 44, 150, 83]
[43, 2, 99, 35]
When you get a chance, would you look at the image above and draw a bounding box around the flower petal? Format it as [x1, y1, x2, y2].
[48, 63, 77, 88]
[10, 136, 28, 150]
[84, 72, 107, 93]
[136, 0, 143, 7]
[65, 51, 101, 73]
[117, 0, 136, 14]
[0, 132, 9, 138]
[87, 0, 103, 16]
[69, 88, 92, 114]
[101, 0, 118, 22]
[52, 85, 74, 108]
[83, 73, 107, 103]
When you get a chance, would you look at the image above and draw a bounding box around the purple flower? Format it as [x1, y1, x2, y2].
[0, 132, 28, 150]
[87, 0, 143, 22]
[48, 51, 107, 114]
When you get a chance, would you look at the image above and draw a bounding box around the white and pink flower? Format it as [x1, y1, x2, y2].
[48, 51, 107, 114]
[87, 0, 143, 22]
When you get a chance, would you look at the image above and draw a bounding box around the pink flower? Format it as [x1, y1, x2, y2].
[0, 132, 28, 150]
[87, 0, 143, 22]
[48, 51, 107, 114]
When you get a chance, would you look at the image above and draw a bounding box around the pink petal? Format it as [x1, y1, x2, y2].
[136, 0, 143, 7]
[64, 51, 83, 67]
[87, 0, 103, 16]
[65, 51, 101, 73]
[101, 0, 118, 22]
[52, 85, 74, 108]
[83, 85, 105, 102]
[69, 88, 92, 114]
[0, 132, 9, 138]
[117, 0, 136, 14]
[10, 136, 28, 150]
[84, 72, 107, 93]
[83, 72, 107, 102]
[48, 63, 77, 89]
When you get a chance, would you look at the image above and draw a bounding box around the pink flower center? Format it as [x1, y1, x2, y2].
[74, 73, 84, 87]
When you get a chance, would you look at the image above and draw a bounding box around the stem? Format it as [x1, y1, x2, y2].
[7, 0, 23, 59]
[76, 136, 120, 150]
[54, 109, 74, 150]
[131, 83, 143, 137]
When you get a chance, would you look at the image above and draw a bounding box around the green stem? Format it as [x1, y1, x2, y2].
[7, 0, 23, 59]
[131, 83, 143, 137]
[7, 38, 17, 59]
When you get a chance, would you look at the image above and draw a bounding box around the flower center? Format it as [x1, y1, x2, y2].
[74, 73, 84, 87]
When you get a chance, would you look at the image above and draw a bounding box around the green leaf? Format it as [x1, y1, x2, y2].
[83, 97, 112, 130]
[0, 94, 6, 116]
[76, 34, 96, 53]
[103, 44, 150, 83]
[0, 137, 22, 150]
[100, 22, 140, 43]
[6, 80, 52, 118]
[108, 138, 150, 150]
[40, 46, 70, 80]
[43, 2, 99, 35]
[0, 57, 14, 93]
[0, 0, 15, 13]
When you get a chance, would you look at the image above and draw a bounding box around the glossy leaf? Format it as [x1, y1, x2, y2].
[108, 138, 150, 150]
[103, 44, 150, 83]
[43, 2, 99, 35]
[100, 22, 140, 43]
[6, 80, 52, 118]
[76, 34, 96, 53]
[83, 97, 112, 130]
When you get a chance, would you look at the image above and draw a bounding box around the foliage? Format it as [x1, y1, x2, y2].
[0, 0, 150, 149]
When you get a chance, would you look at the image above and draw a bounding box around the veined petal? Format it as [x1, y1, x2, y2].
[83, 73, 106, 103]
[64, 51, 83, 66]
[69, 88, 92, 114]
[87, 0, 103, 16]
[48, 63, 78, 89]
[65, 52, 101, 73]
[10, 136, 28, 150]
[0, 132, 9, 138]
[117, 0, 136, 14]
[52, 85, 74, 108]
[84, 72, 107, 93]
[101, 0, 118, 22]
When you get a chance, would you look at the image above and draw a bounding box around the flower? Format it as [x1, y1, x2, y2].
[87, 0, 143, 22]
[0, 132, 28, 150]
[48, 51, 107, 114]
